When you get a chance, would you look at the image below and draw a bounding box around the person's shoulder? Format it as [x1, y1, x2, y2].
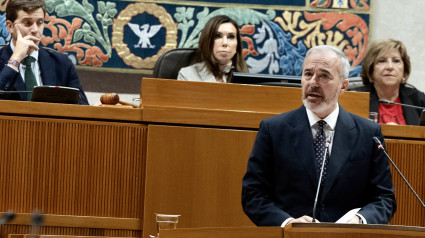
[401, 84, 424, 95]
[0, 45, 11, 61]
[180, 62, 203, 74]
[262, 106, 304, 125]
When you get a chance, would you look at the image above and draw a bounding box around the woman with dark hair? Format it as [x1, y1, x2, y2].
[353, 39, 425, 125]
[177, 15, 248, 82]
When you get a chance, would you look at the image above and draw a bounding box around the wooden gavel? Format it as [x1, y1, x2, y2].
[100, 93, 139, 108]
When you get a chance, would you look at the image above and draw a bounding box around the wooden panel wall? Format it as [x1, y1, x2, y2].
[0, 115, 147, 237]
[143, 124, 425, 237]
[143, 125, 257, 238]
[386, 139, 425, 227]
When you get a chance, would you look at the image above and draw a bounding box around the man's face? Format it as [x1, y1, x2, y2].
[301, 49, 348, 118]
[7, 8, 44, 45]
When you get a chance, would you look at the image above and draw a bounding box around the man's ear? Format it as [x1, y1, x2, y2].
[339, 79, 349, 95]
[6, 20, 14, 34]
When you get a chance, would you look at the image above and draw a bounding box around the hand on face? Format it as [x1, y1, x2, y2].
[12, 23, 40, 61]
[8, 8, 44, 62]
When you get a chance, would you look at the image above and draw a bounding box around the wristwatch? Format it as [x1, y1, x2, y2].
[7, 59, 20, 71]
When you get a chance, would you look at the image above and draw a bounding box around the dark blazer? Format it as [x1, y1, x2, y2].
[354, 84, 425, 125]
[0, 44, 88, 105]
[242, 105, 396, 225]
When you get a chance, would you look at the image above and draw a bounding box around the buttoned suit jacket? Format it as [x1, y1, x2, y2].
[0, 44, 88, 105]
[242, 105, 396, 225]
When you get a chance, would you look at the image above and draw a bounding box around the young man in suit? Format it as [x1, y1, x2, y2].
[0, 0, 88, 104]
[242, 45, 396, 226]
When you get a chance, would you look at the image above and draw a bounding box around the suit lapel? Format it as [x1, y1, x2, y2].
[38, 48, 56, 86]
[288, 106, 318, 186]
[321, 107, 357, 199]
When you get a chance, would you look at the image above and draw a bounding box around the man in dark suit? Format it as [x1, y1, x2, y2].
[0, 0, 88, 105]
[242, 45, 396, 226]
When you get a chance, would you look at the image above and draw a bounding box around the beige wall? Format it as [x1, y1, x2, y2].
[371, 0, 425, 92]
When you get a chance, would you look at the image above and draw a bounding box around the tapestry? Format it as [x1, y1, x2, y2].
[0, 0, 371, 76]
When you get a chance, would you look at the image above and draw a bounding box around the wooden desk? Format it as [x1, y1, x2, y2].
[0, 103, 145, 237]
[141, 79, 425, 237]
[0, 79, 424, 238]
[159, 227, 283, 238]
[159, 224, 425, 238]
[285, 223, 425, 238]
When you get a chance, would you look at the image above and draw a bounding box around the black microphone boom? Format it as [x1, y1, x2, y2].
[373, 136, 425, 208]
[379, 99, 425, 111]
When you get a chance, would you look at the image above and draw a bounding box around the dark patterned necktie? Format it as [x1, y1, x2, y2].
[313, 120, 329, 186]
[25, 56, 37, 101]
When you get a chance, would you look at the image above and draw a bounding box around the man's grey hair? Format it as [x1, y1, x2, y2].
[304, 45, 350, 81]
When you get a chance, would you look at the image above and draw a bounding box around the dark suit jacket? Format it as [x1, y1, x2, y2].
[242, 105, 396, 225]
[0, 44, 88, 105]
[353, 84, 425, 125]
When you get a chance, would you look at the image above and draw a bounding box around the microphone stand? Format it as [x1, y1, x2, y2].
[30, 211, 44, 238]
[373, 137, 425, 208]
[379, 99, 425, 111]
[312, 141, 330, 222]
[0, 211, 16, 225]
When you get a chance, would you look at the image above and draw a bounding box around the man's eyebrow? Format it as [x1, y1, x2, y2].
[20, 16, 44, 21]
[316, 68, 331, 75]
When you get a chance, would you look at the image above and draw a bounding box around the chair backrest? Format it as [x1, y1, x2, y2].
[153, 48, 199, 79]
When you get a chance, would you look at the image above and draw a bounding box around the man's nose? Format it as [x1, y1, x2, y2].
[310, 74, 319, 86]
[30, 23, 39, 33]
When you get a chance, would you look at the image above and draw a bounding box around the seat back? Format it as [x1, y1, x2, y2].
[153, 48, 199, 79]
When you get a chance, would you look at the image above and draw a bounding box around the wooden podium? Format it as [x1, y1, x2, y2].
[0, 78, 424, 238]
[159, 224, 425, 238]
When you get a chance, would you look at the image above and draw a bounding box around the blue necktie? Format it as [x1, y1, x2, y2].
[24, 56, 37, 101]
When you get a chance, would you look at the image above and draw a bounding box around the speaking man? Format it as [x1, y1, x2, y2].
[242, 45, 396, 226]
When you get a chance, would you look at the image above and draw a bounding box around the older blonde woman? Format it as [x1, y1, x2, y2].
[354, 39, 425, 125]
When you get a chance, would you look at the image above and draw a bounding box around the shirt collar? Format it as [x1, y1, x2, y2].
[10, 41, 39, 62]
[306, 104, 339, 130]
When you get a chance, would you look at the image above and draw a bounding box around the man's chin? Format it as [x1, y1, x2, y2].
[303, 99, 335, 116]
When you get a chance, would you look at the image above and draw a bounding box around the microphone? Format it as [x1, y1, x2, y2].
[312, 133, 332, 222]
[373, 136, 425, 208]
[0, 211, 16, 225]
[30, 211, 44, 238]
[379, 99, 425, 111]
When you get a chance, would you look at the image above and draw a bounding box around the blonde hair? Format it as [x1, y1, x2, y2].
[361, 39, 411, 85]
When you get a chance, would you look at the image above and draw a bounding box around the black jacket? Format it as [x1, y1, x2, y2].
[353, 84, 425, 125]
[242, 105, 396, 225]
